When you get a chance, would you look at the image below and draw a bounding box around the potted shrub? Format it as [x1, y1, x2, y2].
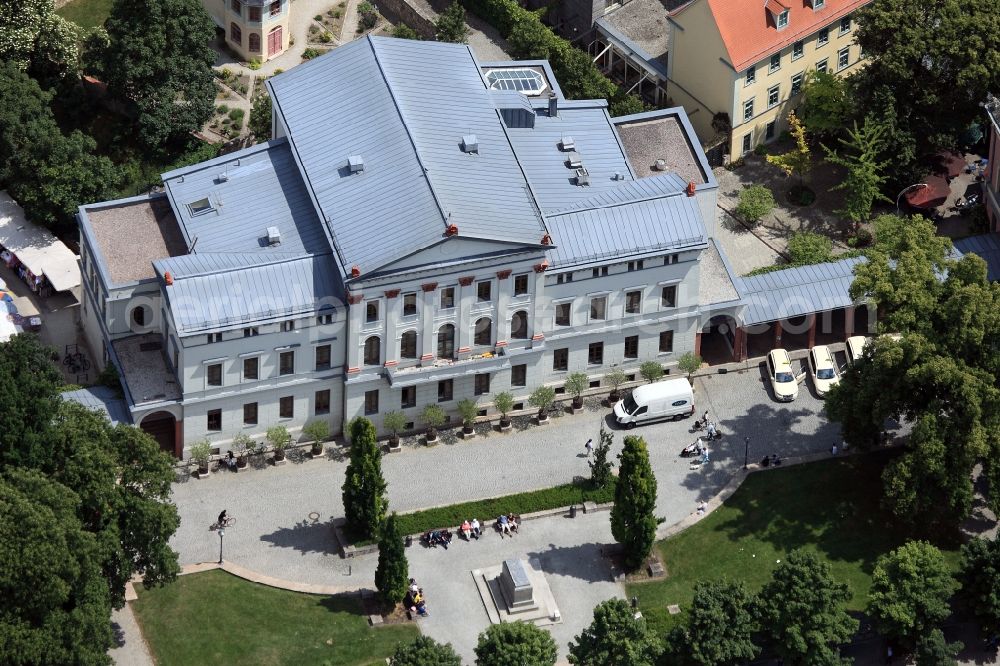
[266, 425, 291, 464]
[231, 432, 252, 469]
[190, 440, 212, 478]
[605, 368, 628, 404]
[382, 411, 406, 451]
[420, 404, 446, 445]
[303, 420, 330, 458]
[528, 386, 556, 424]
[494, 391, 514, 432]
[564, 372, 589, 413]
[677, 352, 704, 386]
[457, 398, 478, 439]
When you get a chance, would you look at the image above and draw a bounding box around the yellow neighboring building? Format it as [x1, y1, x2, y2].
[203, 0, 291, 63]
[666, 0, 870, 162]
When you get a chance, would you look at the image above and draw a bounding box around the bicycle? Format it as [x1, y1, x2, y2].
[211, 516, 235, 531]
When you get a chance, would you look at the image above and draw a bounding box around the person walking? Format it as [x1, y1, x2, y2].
[584, 439, 594, 457]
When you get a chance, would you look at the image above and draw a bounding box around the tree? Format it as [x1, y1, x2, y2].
[823, 117, 891, 227]
[734, 184, 775, 225]
[662, 579, 760, 666]
[0, 334, 62, 468]
[639, 361, 663, 384]
[435, 1, 468, 43]
[757, 549, 857, 666]
[391, 23, 421, 40]
[565, 371, 589, 408]
[528, 385, 556, 417]
[604, 368, 627, 400]
[390, 635, 461, 666]
[0, 0, 81, 83]
[677, 352, 702, 385]
[959, 537, 1000, 634]
[914, 628, 962, 666]
[303, 419, 329, 454]
[766, 111, 811, 185]
[474, 622, 557, 666]
[786, 232, 833, 265]
[611, 436, 657, 571]
[457, 398, 478, 430]
[248, 89, 272, 142]
[374, 513, 408, 607]
[798, 69, 850, 140]
[868, 541, 958, 648]
[568, 598, 661, 666]
[589, 425, 614, 488]
[341, 417, 388, 541]
[493, 391, 514, 425]
[97, 0, 217, 149]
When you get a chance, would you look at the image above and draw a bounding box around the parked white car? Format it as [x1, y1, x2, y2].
[807, 345, 840, 397]
[766, 348, 799, 402]
[845, 335, 869, 366]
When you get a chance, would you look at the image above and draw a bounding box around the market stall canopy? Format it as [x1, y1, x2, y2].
[0, 191, 81, 293]
[904, 176, 950, 210]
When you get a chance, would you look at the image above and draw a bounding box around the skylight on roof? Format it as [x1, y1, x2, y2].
[187, 197, 214, 216]
[486, 68, 546, 95]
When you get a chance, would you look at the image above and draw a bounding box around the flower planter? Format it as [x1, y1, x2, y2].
[461, 424, 475, 439]
[498, 417, 512, 432]
[536, 410, 550, 425]
[310, 444, 325, 459]
[236, 457, 248, 470]
[608, 390, 621, 404]
[196, 464, 210, 478]
[273, 449, 287, 465]
[425, 427, 439, 446]
[388, 435, 402, 453]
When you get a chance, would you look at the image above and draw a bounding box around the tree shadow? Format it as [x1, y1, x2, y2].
[258, 518, 340, 557]
[527, 540, 619, 584]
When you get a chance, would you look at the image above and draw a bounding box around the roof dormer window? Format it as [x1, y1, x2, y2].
[765, 0, 790, 30]
[813, 0, 825, 8]
[777, 9, 789, 28]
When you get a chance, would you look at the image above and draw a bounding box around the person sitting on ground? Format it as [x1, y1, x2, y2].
[428, 530, 441, 546]
[440, 530, 452, 549]
[409, 578, 419, 595]
[461, 520, 472, 540]
[507, 513, 519, 533]
[697, 501, 708, 515]
[226, 450, 237, 469]
[498, 514, 510, 536]
[471, 518, 481, 539]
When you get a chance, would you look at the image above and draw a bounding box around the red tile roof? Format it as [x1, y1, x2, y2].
[676, 0, 871, 72]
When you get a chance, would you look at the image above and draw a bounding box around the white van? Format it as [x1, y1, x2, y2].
[613, 378, 695, 428]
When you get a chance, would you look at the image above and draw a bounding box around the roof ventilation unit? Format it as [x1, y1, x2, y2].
[654, 159, 667, 171]
[266, 226, 281, 246]
[575, 168, 590, 186]
[348, 155, 365, 173]
[461, 135, 479, 153]
[566, 151, 583, 168]
[613, 172, 625, 181]
[217, 171, 229, 183]
[560, 135, 575, 151]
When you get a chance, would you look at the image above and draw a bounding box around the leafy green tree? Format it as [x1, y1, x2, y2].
[639, 361, 663, 383]
[914, 628, 962, 666]
[676, 352, 702, 385]
[390, 635, 461, 666]
[757, 549, 857, 666]
[734, 184, 775, 225]
[565, 372, 589, 406]
[766, 111, 811, 185]
[823, 117, 891, 227]
[868, 541, 958, 648]
[662, 579, 760, 666]
[474, 621, 557, 666]
[611, 436, 657, 571]
[98, 0, 217, 149]
[959, 537, 1000, 634]
[787, 232, 833, 265]
[341, 417, 388, 541]
[798, 69, 850, 140]
[248, 90, 272, 142]
[589, 425, 614, 488]
[568, 598, 661, 666]
[608, 91, 646, 117]
[0, 334, 62, 467]
[528, 385, 556, 417]
[374, 513, 408, 606]
[390, 23, 421, 40]
[0, 0, 81, 82]
[507, 18, 555, 60]
[435, 1, 468, 43]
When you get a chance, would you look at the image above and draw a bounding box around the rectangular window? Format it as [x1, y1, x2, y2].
[249, 5, 260, 20]
[207, 332, 223, 343]
[437, 379, 453, 402]
[366, 301, 379, 323]
[317, 313, 333, 325]
[207, 363, 223, 387]
[207, 409, 222, 431]
[813, 0, 824, 7]
[243, 402, 258, 426]
[743, 99, 754, 122]
[474, 373, 490, 396]
[364, 390, 378, 415]
[766, 120, 776, 140]
[315, 389, 330, 415]
[400, 331, 417, 359]
[626, 260, 644, 271]
[792, 40, 804, 60]
[477, 280, 492, 302]
[791, 72, 804, 95]
[440, 287, 455, 309]
[592, 267, 600, 278]
[230, 22, 241, 44]
[556, 272, 574, 284]
[590, 296, 607, 321]
[555, 302, 571, 327]
[243, 327, 259, 337]
[776, 9, 788, 28]
[742, 133, 753, 154]
[588, 342, 604, 365]
[401, 386, 416, 409]
[817, 27, 829, 46]
[269, 0, 280, 16]
[816, 58, 828, 73]
[769, 53, 781, 73]
[659, 330, 674, 353]
[661, 285, 677, 308]
[839, 16, 851, 34]
[624, 335, 639, 359]
[231, 0, 241, 12]
[315, 345, 331, 370]
[745, 65, 755, 86]
[511, 364, 527, 387]
[402, 293, 417, 316]
[243, 356, 259, 380]
[280, 320, 294, 332]
[513, 274, 529, 296]
[837, 46, 850, 70]
[553, 348, 568, 371]
[665, 253, 679, 265]
[767, 85, 780, 108]
[279, 351, 294, 376]
[625, 290, 641, 314]
[279, 396, 294, 419]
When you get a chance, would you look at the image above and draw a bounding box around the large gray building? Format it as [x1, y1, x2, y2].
[76, 36, 864, 458]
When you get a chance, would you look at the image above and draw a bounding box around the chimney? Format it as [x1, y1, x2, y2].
[548, 93, 558, 117]
[164, 271, 173, 286]
[686, 181, 696, 197]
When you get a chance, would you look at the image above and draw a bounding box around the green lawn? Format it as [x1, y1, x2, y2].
[133, 570, 417, 665]
[56, 0, 114, 30]
[628, 452, 961, 634]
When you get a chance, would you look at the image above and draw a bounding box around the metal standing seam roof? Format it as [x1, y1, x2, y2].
[953, 233, 1000, 282]
[266, 37, 548, 275]
[547, 172, 688, 214]
[61, 386, 131, 426]
[735, 256, 866, 325]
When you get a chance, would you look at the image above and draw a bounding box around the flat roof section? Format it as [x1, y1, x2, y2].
[615, 115, 706, 184]
[602, 0, 677, 71]
[111, 334, 182, 406]
[86, 197, 186, 284]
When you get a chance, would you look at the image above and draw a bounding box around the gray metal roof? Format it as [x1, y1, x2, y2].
[161, 139, 328, 256]
[547, 172, 687, 214]
[953, 233, 1000, 282]
[267, 37, 547, 275]
[161, 254, 343, 334]
[736, 257, 866, 325]
[61, 386, 131, 426]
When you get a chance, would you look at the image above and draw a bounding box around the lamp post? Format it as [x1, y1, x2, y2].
[743, 436, 750, 470]
[895, 183, 928, 214]
[218, 528, 225, 565]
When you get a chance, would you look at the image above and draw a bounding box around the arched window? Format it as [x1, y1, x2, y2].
[510, 311, 528, 339]
[248, 32, 261, 52]
[437, 324, 455, 359]
[363, 336, 380, 366]
[400, 330, 417, 359]
[474, 317, 492, 346]
[131, 305, 148, 329]
[229, 22, 242, 45]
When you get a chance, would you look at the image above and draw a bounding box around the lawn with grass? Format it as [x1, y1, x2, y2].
[133, 570, 417, 665]
[628, 451, 961, 635]
[56, 0, 114, 30]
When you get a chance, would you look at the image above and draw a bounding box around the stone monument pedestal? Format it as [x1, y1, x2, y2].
[473, 556, 561, 626]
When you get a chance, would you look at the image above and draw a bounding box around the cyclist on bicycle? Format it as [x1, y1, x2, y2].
[218, 510, 228, 526]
